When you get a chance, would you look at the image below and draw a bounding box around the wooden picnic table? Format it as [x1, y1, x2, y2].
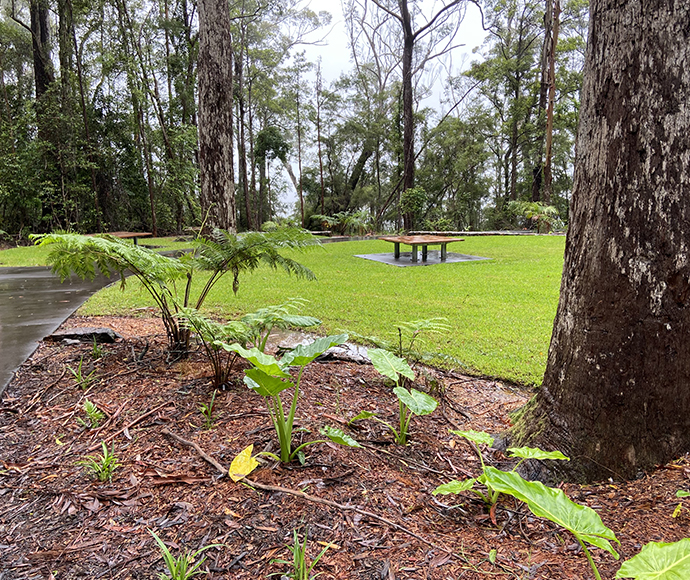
[100, 231, 153, 245]
[379, 235, 465, 263]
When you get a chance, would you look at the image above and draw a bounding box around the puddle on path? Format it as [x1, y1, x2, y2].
[0, 267, 113, 395]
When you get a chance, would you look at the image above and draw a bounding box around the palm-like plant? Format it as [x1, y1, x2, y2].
[191, 229, 317, 300]
[33, 229, 318, 354]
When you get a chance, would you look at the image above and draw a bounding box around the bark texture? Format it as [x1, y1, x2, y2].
[510, 0, 690, 482]
[197, 0, 236, 232]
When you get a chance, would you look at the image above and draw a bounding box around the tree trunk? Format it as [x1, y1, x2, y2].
[542, 0, 560, 205]
[509, 0, 690, 483]
[400, 0, 415, 193]
[315, 64, 326, 216]
[530, 0, 554, 202]
[197, 0, 236, 232]
[30, 0, 54, 100]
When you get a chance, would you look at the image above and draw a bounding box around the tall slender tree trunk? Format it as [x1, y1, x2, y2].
[400, 0, 415, 194]
[197, 0, 236, 232]
[541, 0, 560, 205]
[296, 92, 304, 228]
[509, 0, 690, 483]
[315, 64, 326, 216]
[531, 0, 554, 202]
[72, 26, 101, 230]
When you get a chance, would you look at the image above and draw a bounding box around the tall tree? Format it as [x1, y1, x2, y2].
[509, 0, 690, 482]
[197, 0, 235, 231]
[530, 0, 559, 203]
[368, 0, 465, 194]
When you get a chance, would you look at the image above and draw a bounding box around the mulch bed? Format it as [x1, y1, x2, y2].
[1, 315, 688, 579]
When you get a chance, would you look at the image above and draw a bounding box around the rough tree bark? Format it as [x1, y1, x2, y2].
[509, 0, 690, 483]
[197, 0, 236, 232]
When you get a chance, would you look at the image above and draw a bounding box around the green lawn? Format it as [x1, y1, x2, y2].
[73, 236, 565, 386]
[0, 244, 53, 266]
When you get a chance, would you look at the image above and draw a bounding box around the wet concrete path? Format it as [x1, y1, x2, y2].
[0, 267, 112, 395]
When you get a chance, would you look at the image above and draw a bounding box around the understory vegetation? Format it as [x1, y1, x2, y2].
[77, 235, 564, 385]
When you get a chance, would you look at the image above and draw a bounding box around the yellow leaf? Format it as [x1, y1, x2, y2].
[673, 503, 683, 518]
[229, 445, 259, 482]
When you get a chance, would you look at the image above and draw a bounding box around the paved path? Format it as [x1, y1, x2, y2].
[0, 267, 112, 396]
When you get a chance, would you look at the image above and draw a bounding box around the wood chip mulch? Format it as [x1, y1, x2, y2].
[0, 315, 688, 579]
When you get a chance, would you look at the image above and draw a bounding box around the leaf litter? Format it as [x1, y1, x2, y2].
[0, 315, 688, 579]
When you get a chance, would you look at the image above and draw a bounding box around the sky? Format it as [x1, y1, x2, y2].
[301, 0, 489, 91]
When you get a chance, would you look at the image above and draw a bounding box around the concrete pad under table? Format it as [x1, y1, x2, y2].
[356, 251, 490, 267]
[379, 235, 465, 263]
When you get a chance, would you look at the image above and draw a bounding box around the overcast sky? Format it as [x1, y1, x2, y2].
[301, 0, 488, 88]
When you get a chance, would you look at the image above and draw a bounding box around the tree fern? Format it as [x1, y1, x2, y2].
[32, 230, 318, 356]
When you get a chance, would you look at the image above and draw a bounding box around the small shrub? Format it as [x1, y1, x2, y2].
[77, 399, 105, 429]
[77, 442, 121, 482]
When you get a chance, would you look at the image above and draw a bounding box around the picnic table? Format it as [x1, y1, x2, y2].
[101, 231, 153, 245]
[379, 235, 465, 263]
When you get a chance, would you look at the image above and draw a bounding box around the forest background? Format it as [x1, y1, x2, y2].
[0, 0, 587, 238]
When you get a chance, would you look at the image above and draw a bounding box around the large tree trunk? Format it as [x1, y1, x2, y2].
[197, 0, 236, 232]
[30, 0, 54, 100]
[509, 0, 690, 483]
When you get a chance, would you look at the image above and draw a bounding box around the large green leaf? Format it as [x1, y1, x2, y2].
[433, 479, 477, 495]
[677, 490, 690, 498]
[616, 539, 690, 579]
[368, 348, 415, 382]
[482, 467, 619, 558]
[320, 426, 362, 448]
[451, 429, 495, 447]
[281, 334, 348, 368]
[220, 343, 290, 377]
[506, 446, 570, 462]
[349, 410, 377, 423]
[279, 314, 322, 328]
[244, 368, 293, 397]
[393, 387, 437, 416]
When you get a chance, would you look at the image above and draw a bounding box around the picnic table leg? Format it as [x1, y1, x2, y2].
[422, 245, 428, 261]
[132, 237, 139, 245]
[411, 245, 419, 262]
[441, 243, 447, 261]
[394, 242, 400, 260]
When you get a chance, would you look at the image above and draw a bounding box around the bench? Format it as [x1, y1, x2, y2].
[103, 231, 153, 245]
[379, 235, 465, 263]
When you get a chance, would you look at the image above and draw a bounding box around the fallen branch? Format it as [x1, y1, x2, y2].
[161, 429, 227, 476]
[162, 429, 449, 553]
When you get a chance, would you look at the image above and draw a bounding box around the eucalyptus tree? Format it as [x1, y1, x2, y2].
[364, 0, 466, 197]
[197, 0, 235, 231]
[415, 111, 491, 230]
[508, 0, 690, 483]
[229, 0, 330, 230]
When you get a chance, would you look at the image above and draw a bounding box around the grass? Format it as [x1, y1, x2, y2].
[72, 236, 565, 386]
[0, 243, 53, 266]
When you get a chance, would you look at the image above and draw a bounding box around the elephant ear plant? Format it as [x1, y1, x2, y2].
[350, 348, 438, 445]
[434, 430, 619, 580]
[221, 334, 361, 464]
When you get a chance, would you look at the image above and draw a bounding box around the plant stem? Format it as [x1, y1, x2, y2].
[577, 537, 602, 580]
